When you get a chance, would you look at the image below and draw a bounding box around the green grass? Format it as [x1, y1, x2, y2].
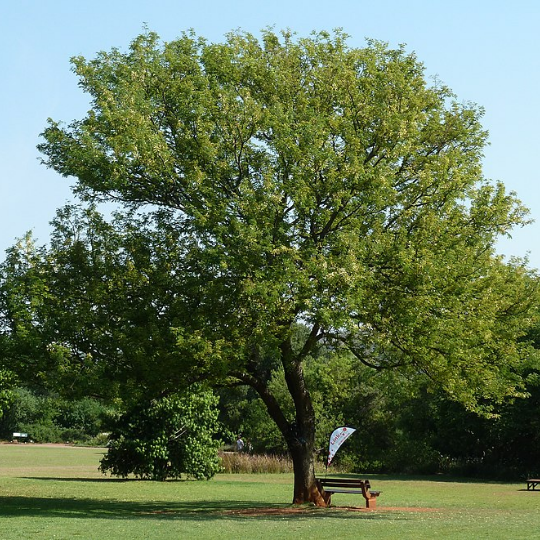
[0, 444, 539, 539]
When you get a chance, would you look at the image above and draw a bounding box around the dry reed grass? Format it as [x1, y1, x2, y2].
[219, 451, 333, 474]
[219, 452, 294, 474]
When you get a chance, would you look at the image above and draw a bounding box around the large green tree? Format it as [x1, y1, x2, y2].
[36, 30, 538, 505]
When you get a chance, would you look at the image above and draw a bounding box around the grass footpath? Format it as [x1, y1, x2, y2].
[0, 444, 539, 539]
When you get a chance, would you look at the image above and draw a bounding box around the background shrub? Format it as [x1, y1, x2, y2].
[100, 388, 222, 480]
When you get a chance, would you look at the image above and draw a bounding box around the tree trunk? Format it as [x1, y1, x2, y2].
[235, 334, 328, 506]
[287, 428, 327, 506]
[281, 337, 327, 506]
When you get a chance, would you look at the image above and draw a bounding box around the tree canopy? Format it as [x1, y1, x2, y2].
[27, 29, 540, 504]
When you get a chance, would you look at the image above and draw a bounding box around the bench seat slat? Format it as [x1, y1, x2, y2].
[321, 482, 363, 489]
[324, 488, 381, 496]
[323, 488, 365, 494]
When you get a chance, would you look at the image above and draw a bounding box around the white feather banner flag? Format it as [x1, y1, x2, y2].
[327, 427, 356, 466]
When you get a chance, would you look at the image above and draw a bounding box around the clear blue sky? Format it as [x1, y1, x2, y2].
[1, 0, 539, 268]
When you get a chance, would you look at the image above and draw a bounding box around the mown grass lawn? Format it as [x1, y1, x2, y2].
[0, 444, 538, 539]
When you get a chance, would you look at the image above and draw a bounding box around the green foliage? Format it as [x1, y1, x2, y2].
[0, 387, 113, 443]
[218, 385, 288, 454]
[56, 397, 111, 436]
[11, 27, 538, 501]
[0, 388, 58, 441]
[0, 369, 17, 419]
[37, 28, 537, 408]
[100, 388, 222, 480]
[0, 235, 52, 390]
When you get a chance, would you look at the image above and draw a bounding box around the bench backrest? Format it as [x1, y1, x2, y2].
[318, 478, 370, 488]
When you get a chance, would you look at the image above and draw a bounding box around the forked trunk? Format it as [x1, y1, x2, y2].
[280, 336, 327, 506]
[241, 334, 328, 506]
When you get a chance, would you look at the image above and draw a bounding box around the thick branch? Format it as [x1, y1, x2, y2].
[230, 370, 290, 435]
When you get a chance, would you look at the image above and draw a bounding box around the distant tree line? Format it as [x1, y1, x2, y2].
[2, 321, 540, 480]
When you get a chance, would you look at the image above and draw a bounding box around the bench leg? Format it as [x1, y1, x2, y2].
[365, 497, 377, 509]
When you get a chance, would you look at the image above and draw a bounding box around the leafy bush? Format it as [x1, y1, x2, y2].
[56, 397, 111, 437]
[0, 388, 57, 441]
[0, 370, 17, 419]
[0, 388, 114, 443]
[20, 423, 63, 443]
[100, 388, 222, 480]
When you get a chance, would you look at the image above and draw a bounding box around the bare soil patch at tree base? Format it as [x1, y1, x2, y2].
[224, 505, 439, 516]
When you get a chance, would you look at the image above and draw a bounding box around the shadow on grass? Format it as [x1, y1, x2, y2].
[23, 477, 142, 483]
[29, 474, 520, 489]
[0, 494, 400, 522]
[335, 473, 521, 485]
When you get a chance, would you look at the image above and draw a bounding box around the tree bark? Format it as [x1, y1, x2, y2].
[232, 335, 328, 506]
[286, 423, 327, 506]
[281, 337, 327, 506]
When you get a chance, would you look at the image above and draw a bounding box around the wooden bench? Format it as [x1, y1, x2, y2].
[12, 432, 28, 443]
[527, 479, 540, 490]
[317, 477, 381, 508]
